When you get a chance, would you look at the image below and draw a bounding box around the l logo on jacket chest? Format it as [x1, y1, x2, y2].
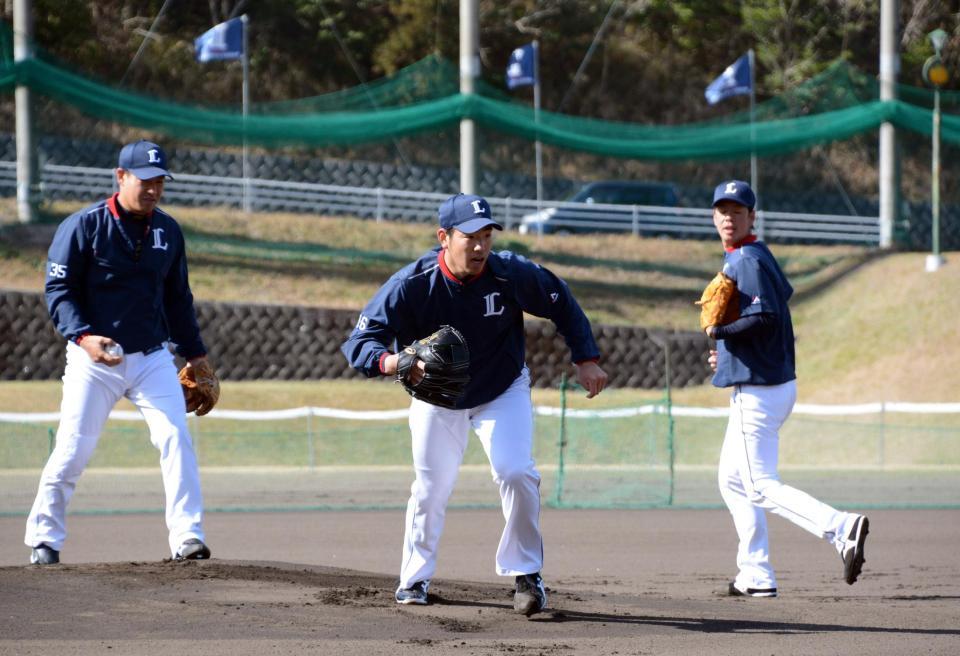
[483, 292, 504, 317]
[151, 228, 169, 251]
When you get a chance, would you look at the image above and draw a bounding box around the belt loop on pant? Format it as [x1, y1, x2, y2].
[141, 343, 165, 356]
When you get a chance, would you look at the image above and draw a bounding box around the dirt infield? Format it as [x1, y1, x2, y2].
[2, 509, 959, 655]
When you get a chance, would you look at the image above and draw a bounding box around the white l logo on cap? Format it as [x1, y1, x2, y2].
[725, 182, 738, 194]
[147, 149, 161, 164]
[470, 200, 485, 214]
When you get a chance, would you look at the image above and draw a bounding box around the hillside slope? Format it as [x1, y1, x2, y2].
[792, 252, 959, 403]
[1, 201, 954, 402]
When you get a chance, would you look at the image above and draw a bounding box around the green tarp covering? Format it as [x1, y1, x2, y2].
[2, 43, 959, 158]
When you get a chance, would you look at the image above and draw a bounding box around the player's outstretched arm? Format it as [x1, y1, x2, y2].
[574, 360, 607, 399]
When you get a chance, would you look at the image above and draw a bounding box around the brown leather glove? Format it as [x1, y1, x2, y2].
[695, 272, 740, 331]
[178, 357, 221, 416]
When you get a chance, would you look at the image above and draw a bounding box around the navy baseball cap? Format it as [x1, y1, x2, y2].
[438, 194, 503, 234]
[712, 180, 755, 210]
[118, 140, 173, 180]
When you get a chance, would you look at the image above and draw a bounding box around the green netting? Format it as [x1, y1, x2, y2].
[0, 392, 675, 514]
[254, 54, 509, 113]
[3, 47, 960, 157]
[545, 389, 674, 509]
[709, 60, 960, 123]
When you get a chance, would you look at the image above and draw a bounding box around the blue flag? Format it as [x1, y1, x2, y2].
[505, 43, 537, 89]
[195, 17, 244, 63]
[705, 53, 752, 105]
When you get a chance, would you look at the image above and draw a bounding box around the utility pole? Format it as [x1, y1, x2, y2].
[878, 0, 899, 249]
[923, 29, 949, 272]
[459, 0, 478, 194]
[14, 0, 39, 223]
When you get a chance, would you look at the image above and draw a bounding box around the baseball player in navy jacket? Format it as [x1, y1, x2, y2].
[25, 140, 213, 565]
[342, 193, 608, 615]
[706, 180, 869, 597]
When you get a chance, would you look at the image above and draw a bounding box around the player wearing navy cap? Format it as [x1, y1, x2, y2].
[25, 140, 214, 565]
[342, 193, 608, 615]
[706, 180, 869, 597]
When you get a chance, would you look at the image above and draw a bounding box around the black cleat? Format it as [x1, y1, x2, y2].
[842, 515, 870, 585]
[514, 572, 547, 616]
[395, 580, 430, 605]
[30, 544, 60, 565]
[175, 538, 211, 561]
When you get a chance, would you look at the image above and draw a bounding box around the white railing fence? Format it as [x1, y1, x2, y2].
[0, 162, 881, 244]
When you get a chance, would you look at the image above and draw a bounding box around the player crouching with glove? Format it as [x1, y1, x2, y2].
[342, 193, 607, 616]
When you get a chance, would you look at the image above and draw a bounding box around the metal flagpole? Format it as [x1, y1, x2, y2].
[533, 40, 543, 216]
[241, 14, 251, 213]
[748, 48, 761, 239]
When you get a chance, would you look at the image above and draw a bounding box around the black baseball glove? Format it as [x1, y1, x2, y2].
[396, 325, 470, 409]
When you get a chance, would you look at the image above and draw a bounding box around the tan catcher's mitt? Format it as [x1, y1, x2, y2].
[695, 272, 740, 331]
[179, 358, 221, 416]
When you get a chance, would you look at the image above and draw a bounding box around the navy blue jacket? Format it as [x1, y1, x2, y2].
[712, 240, 796, 387]
[341, 247, 600, 408]
[45, 194, 206, 358]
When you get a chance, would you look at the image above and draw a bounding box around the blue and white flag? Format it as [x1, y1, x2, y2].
[705, 53, 752, 105]
[505, 43, 537, 90]
[195, 17, 244, 63]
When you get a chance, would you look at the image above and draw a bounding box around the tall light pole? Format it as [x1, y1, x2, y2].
[459, 0, 478, 194]
[923, 29, 949, 272]
[878, 0, 899, 249]
[14, 0, 40, 223]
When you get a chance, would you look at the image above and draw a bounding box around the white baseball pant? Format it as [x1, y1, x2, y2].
[25, 342, 206, 557]
[718, 380, 859, 589]
[399, 368, 542, 588]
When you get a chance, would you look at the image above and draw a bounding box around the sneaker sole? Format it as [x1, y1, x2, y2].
[728, 583, 777, 598]
[844, 516, 870, 585]
[395, 597, 429, 606]
[175, 546, 211, 561]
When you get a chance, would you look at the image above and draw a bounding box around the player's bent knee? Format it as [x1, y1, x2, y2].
[746, 477, 782, 503]
[411, 479, 457, 504]
[43, 443, 96, 482]
[493, 466, 540, 488]
[151, 426, 195, 455]
[41, 461, 86, 485]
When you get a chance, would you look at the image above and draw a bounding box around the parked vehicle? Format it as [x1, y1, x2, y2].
[517, 180, 680, 235]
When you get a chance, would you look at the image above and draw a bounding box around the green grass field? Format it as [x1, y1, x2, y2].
[4, 380, 958, 472]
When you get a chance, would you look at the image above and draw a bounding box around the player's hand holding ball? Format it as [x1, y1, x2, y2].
[78, 335, 124, 367]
